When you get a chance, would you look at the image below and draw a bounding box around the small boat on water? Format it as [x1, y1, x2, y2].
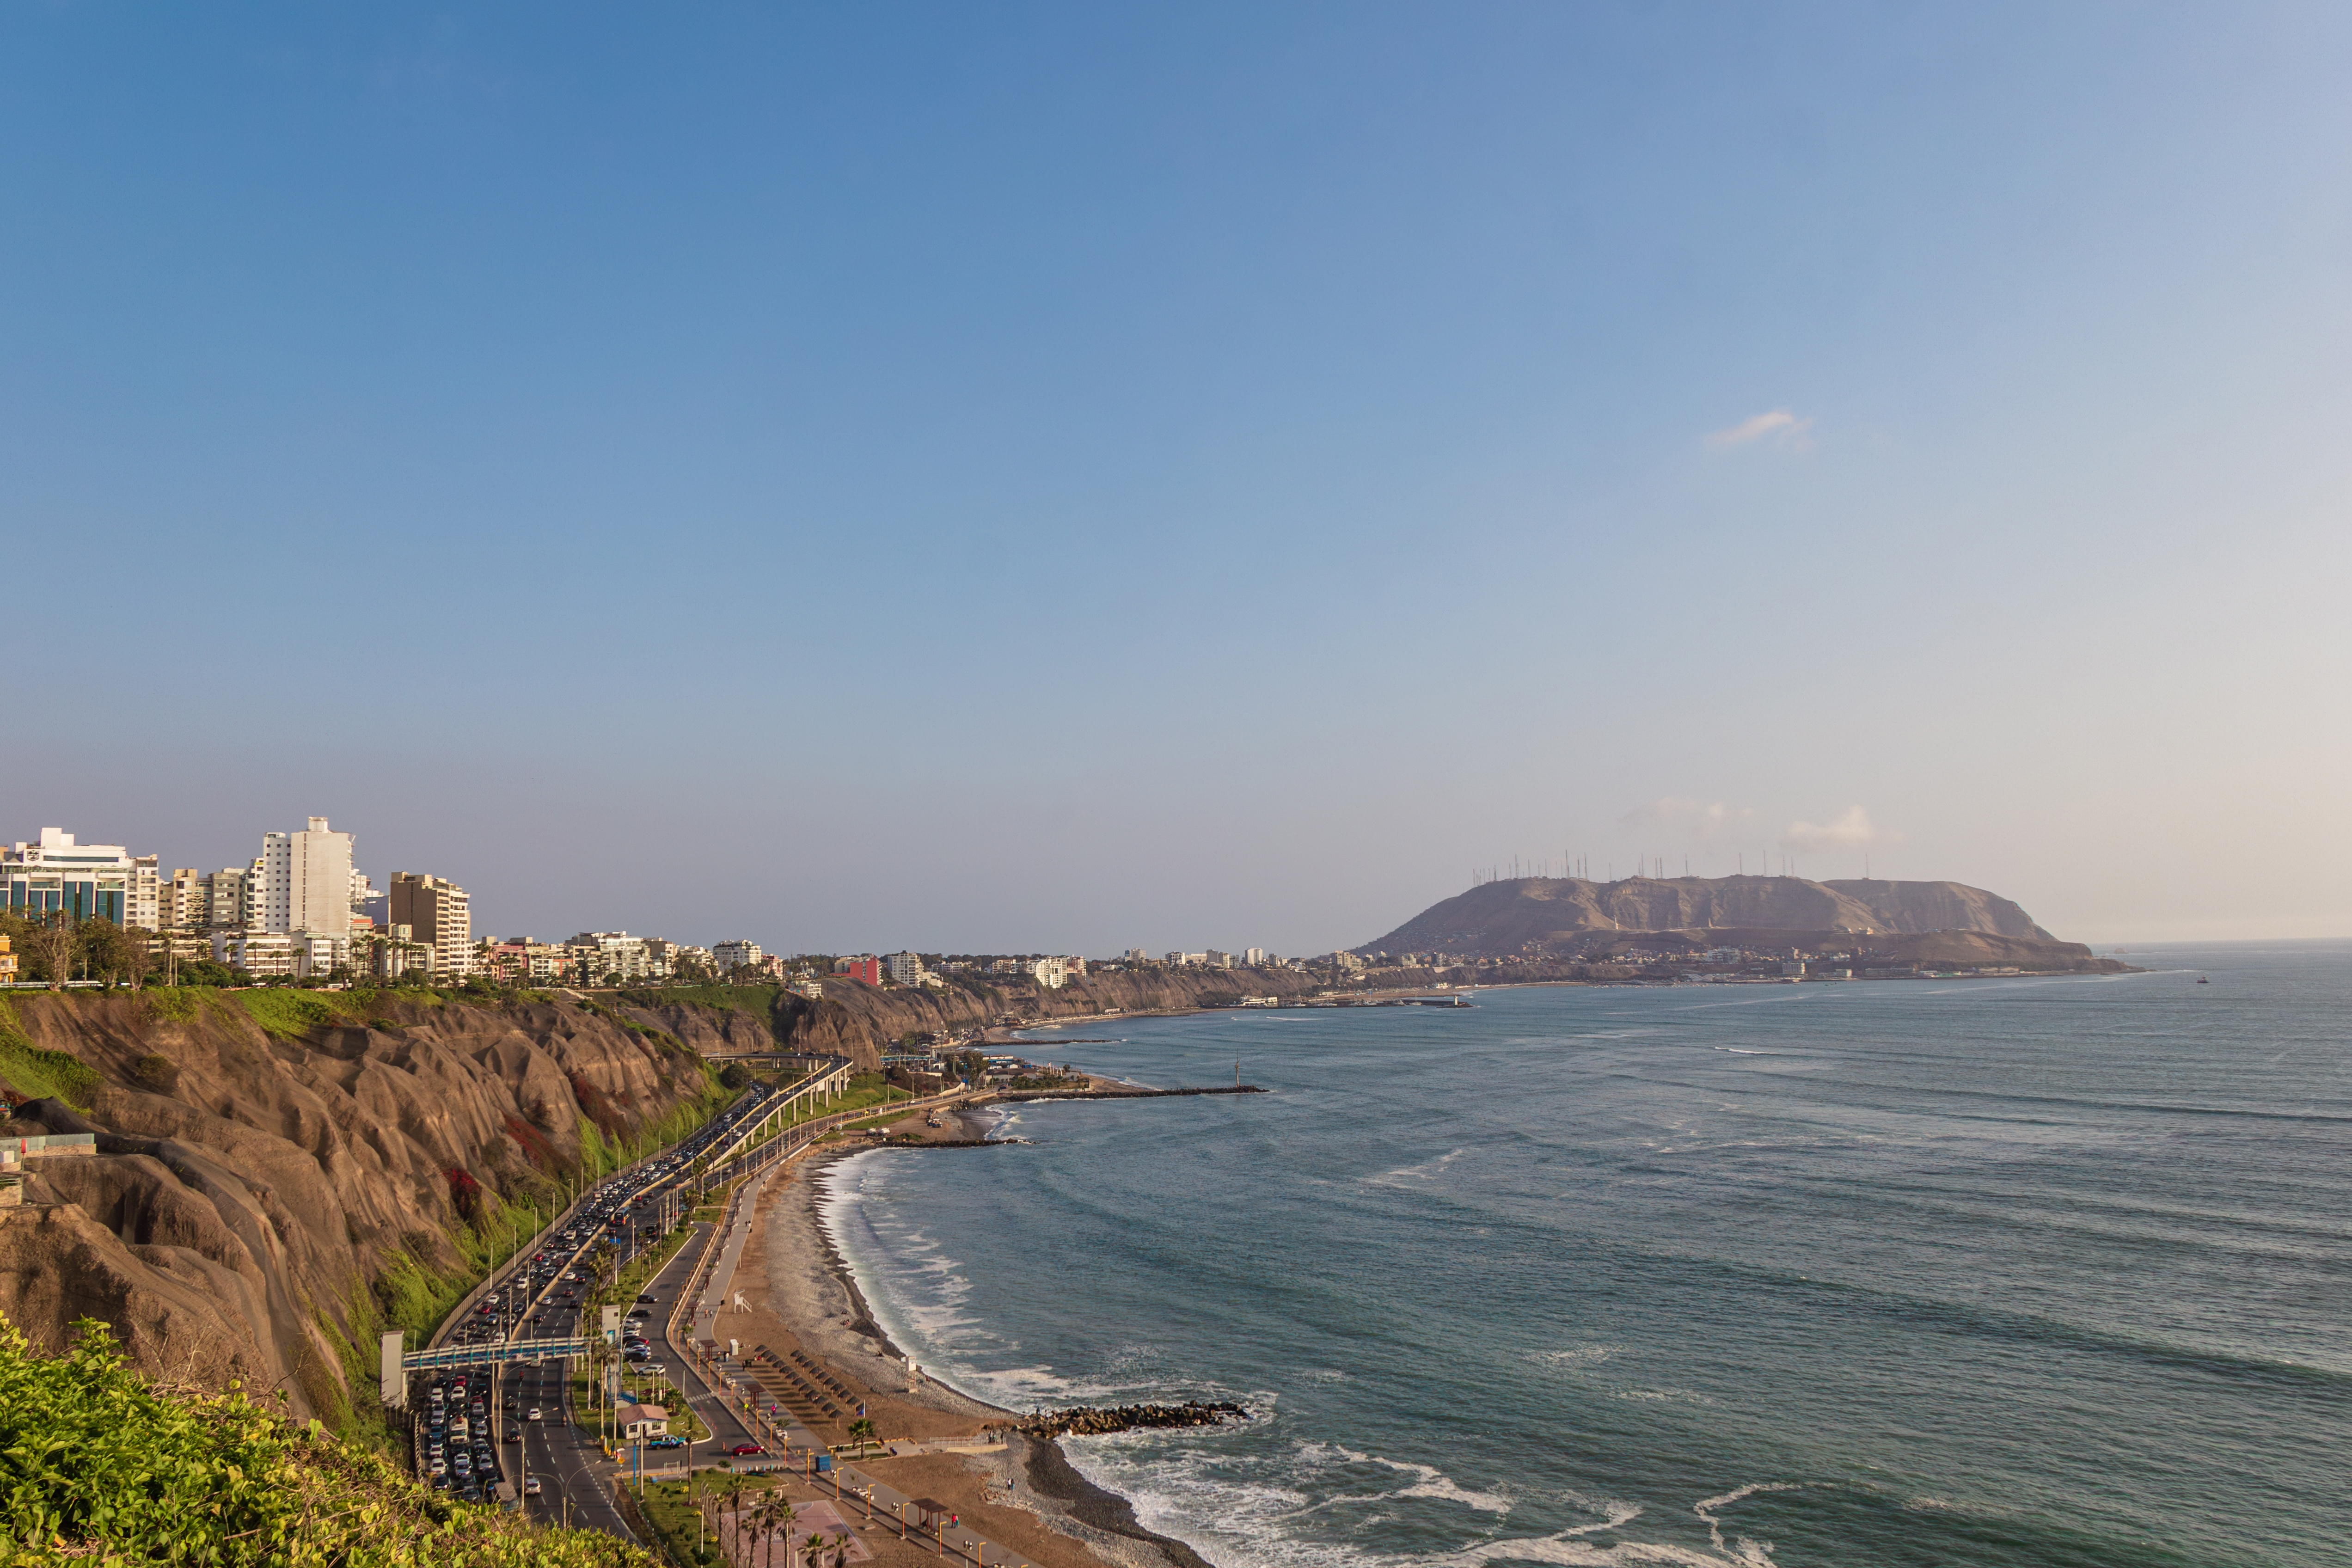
[2196, 975, 2209, 984]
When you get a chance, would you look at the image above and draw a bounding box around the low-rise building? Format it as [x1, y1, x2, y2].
[834, 956, 882, 986]
[213, 931, 297, 978]
[714, 940, 764, 972]
[616, 1403, 668, 1441]
[568, 931, 653, 984]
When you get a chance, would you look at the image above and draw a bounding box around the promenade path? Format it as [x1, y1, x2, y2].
[628, 1086, 1046, 1568]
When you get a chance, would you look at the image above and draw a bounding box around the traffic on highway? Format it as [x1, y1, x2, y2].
[403, 1058, 847, 1523]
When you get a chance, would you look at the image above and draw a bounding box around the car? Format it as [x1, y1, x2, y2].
[636, 1293, 656, 1304]
[506, 1427, 522, 1444]
[729, 1443, 766, 1456]
[427, 1458, 446, 1478]
[647, 1435, 685, 1449]
[525, 1407, 543, 1421]
[523, 1476, 543, 1497]
[637, 1363, 665, 1376]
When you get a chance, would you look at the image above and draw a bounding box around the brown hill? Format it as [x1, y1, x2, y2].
[1357, 874, 2055, 956]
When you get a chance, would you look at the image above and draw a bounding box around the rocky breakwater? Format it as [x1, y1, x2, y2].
[0, 988, 726, 1432]
[1013, 1400, 1250, 1439]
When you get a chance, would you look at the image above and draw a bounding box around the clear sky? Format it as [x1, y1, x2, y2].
[6, 4, 2346, 952]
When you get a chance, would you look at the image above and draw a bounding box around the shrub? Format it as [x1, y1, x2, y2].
[129, 1054, 181, 1095]
[0, 1312, 653, 1564]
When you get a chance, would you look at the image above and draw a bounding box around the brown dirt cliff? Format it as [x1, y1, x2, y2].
[0, 989, 723, 1430]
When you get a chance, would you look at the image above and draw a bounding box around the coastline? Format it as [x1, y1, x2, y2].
[730, 1122, 1217, 1568]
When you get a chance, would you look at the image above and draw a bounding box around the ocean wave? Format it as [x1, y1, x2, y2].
[1369, 1456, 1514, 1513]
[1693, 1483, 1800, 1565]
[1372, 1148, 1468, 1184]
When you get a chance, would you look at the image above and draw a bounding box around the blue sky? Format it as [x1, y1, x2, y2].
[5, 3, 2347, 950]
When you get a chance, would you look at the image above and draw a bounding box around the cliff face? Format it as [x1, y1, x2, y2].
[0, 991, 721, 1427]
[1358, 875, 2055, 956]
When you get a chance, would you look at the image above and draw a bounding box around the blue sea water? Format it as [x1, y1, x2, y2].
[816, 943, 2352, 1568]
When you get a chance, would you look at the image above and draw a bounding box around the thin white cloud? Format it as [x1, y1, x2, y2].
[1620, 797, 1756, 841]
[1705, 408, 1814, 450]
[1779, 805, 1903, 853]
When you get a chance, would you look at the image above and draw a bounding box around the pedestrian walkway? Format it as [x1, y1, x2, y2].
[693, 1154, 785, 1344]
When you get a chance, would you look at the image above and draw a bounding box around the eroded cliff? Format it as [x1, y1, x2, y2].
[0, 989, 725, 1433]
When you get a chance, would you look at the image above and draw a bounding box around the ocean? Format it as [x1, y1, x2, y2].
[815, 943, 2352, 1568]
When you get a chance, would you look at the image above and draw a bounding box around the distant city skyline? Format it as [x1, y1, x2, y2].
[5, 5, 2346, 949]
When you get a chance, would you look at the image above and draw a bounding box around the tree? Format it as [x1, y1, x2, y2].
[122, 928, 155, 992]
[756, 1492, 796, 1568]
[30, 910, 78, 991]
[845, 1416, 876, 1455]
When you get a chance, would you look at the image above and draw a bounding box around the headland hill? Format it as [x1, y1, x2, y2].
[1348, 872, 2131, 983]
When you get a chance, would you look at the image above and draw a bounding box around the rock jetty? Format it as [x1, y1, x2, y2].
[1015, 1400, 1249, 1438]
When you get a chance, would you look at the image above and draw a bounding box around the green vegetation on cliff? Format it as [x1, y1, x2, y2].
[0, 997, 101, 1109]
[0, 1314, 649, 1567]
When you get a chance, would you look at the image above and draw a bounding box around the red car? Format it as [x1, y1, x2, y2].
[729, 1444, 766, 1457]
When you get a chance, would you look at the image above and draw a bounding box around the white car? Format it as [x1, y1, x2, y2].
[525, 1407, 543, 1421]
[523, 1476, 543, 1497]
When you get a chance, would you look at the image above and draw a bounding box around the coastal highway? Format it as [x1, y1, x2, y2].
[490, 1074, 984, 1549]
[407, 1059, 848, 1534]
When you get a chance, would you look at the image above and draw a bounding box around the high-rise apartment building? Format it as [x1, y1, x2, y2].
[205, 862, 261, 930]
[163, 869, 208, 929]
[260, 818, 356, 938]
[128, 856, 159, 931]
[3, 829, 142, 924]
[390, 873, 472, 977]
[884, 950, 925, 985]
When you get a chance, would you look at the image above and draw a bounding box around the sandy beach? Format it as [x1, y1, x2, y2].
[707, 1108, 1212, 1568]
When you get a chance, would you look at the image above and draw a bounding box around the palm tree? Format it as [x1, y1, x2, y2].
[757, 1492, 797, 1568]
[845, 1417, 876, 1457]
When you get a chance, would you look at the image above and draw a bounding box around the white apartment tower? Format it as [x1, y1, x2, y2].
[261, 818, 357, 937]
